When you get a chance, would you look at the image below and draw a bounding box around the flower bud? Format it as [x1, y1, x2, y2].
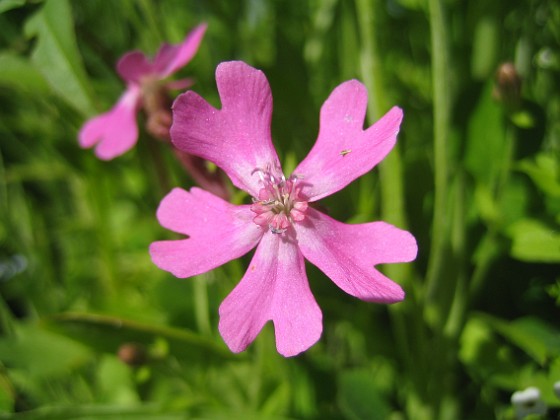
[117, 342, 147, 366]
[493, 62, 522, 108]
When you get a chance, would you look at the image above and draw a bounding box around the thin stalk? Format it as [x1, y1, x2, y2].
[145, 137, 171, 196]
[87, 163, 117, 302]
[355, 0, 408, 251]
[425, 0, 452, 324]
[444, 171, 467, 339]
[355, 0, 411, 256]
[193, 274, 211, 335]
[355, 0, 424, 404]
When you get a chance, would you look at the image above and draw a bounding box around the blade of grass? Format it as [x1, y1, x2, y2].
[424, 0, 452, 326]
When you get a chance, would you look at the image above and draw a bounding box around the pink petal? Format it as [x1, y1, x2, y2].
[171, 61, 281, 197]
[78, 86, 141, 160]
[149, 187, 263, 278]
[116, 51, 154, 83]
[293, 81, 403, 201]
[295, 208, 417, 303]
[165, 77, 194, 91]
[219, 232, 322, 357]
[153, 23, 207, 79]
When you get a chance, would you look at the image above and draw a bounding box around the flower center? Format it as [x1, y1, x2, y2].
[250, 169, 308, 234]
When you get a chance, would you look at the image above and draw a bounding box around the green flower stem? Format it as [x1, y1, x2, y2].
[355, 0, 409, 257]
[424, 1, 465, 416]
[355, 0, 425, 402]
[145, 138, 172, 196]
[425, 0, 452, 326]
[444, 171, 467, 339]
[88, 163, 117, 301]
[193, 274, 211, 336]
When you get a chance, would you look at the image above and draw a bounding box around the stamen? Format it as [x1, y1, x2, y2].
[250, 168, 308, 234]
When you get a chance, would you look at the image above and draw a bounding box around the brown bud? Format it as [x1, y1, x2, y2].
[117, 342, 147, 366]
[493, 62, 522, 108]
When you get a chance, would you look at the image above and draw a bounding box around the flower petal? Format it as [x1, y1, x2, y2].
[171, 61, 281, 197]
[116, 51, 154, 83]
[165, 77, 194, 91]
[219, 232, 322, 357]
[293, 81, 403, 201]
[149, 187, 263, 278]
[295, 208, 417, 303]
[78, 86, 141, 160]
[153, 23, 207, 79]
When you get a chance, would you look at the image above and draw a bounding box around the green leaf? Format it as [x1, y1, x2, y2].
[459, 317, 521, 389]
[464, 82, 506, 185]
[44, 312, 236, 363]
[0, 53, 50, 92]
[24, 0, 95, 115]
[0, 0, 26, 14]
[0, 370, 15, 413]
[97, 355, 139, 405]
[480, 314, 560, 365]
[471, 17, 499, 79]
[507, 219, 560, 263]
[473, 183, 500, 224]
[510, 109, 536, 129]
[337, 369, 391, 420]
[0, 323, 91, 379]
[517, 153, 560, 198]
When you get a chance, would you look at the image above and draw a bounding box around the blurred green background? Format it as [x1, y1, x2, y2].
[0, 0, 559, 418]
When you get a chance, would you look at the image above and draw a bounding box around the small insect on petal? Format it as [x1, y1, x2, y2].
[340, 149, 352, 156]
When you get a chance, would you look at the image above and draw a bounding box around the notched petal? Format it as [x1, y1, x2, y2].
[150, 187, 262, 278]
[295, 208, 416, 303]
[219, 233, 322, 357]
[171, 61, 281, 197]
[78, 86, 141, 160]
[294, 80, 403, 201]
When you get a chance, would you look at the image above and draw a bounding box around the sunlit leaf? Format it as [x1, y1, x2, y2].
[97, 355, 139, 405]
[471, 17, 499, 79]
[517, 153, 560, 197]
[507, 219, 560, 263]
[24, 0, 95, 115]
[0, 0, 25, 14]
[465, 82, 506, 185]
[480, 314, 560, 365]
[459, 317, 524, 390]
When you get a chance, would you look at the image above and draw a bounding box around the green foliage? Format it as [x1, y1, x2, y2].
[0, 0, 559, 418]
[24, 0, 95, 115]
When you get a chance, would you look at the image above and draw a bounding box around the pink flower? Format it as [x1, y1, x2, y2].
[79, 24, 207, 160]
[150, 61, 418, 357]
